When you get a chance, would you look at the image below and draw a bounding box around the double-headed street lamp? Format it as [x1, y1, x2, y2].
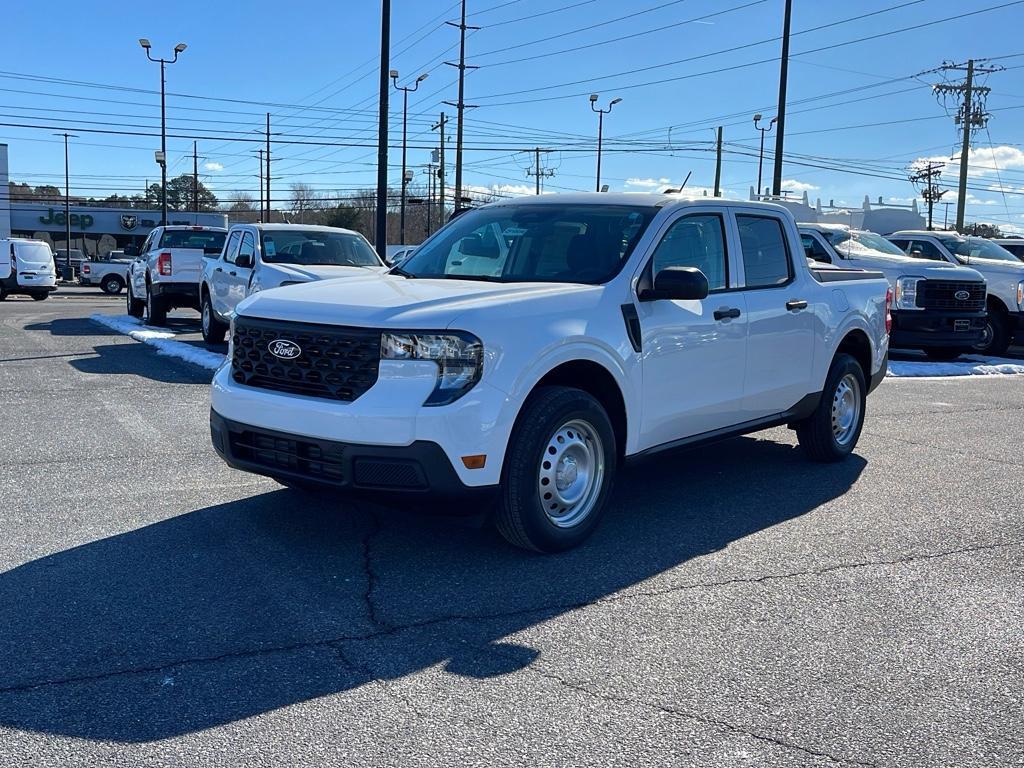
[589, 94, 621, 193]
[392, 70, 428, 245]
[753, 113, 777, 199]
[140, 38, 187, 225]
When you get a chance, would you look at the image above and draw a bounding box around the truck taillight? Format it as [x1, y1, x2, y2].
[157, 251, 172, 276]
[884, 287, 893, 335]
[82, 263, 90, 274]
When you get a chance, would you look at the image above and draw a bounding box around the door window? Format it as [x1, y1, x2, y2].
[222, 232, 242, 264]
[237, 232, 255, 266]
[650, 214, 728, 291]
[800, 233, 831, 263]
[736, 215, 792, 288]
[908, 240, 945, 261]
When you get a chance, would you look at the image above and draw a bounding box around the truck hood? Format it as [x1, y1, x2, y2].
[958, 258, 1024, 277]
[843, 250, 984, 283]
[260, 263, 388, 284]
[237, 273, 600, 328]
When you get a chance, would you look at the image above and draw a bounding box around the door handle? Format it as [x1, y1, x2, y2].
[713, 307, 742, 321]
[786, 299, 808, 311]
[214, 267, 223, 273]
[229, 271, 237, 277]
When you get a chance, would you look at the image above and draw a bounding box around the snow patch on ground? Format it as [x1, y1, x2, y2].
[887, 355, 1024, 378]
[91, 314, 225, 371]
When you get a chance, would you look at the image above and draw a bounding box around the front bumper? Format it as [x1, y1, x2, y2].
[211, 409, 494, 499]
[889, 309, 987, 350]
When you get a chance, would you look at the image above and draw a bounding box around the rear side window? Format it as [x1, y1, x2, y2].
[651, 214, 728, 291]
[800, 233, 831, 262]
[222, 232, 242, 264]
[238, 232, 255, 264]
[737, 215, 792, 288]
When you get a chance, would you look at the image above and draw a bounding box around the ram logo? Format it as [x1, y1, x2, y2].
[119, 214, 138, 231]
[954, 290, 971, 301]
[268, 339, 302, 359]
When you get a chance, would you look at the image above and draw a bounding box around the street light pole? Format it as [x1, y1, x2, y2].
[392, 70, 428, 246]
[140, 39, 187, 225]
[53, 132, 77, 279]
[589, 94, 621, 192]
[753, 113, 777, 198]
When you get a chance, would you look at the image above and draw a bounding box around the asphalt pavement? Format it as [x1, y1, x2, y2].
[1, 290, 1021, 767]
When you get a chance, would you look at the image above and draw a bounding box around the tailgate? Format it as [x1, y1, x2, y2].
[169, 249, 205, 282]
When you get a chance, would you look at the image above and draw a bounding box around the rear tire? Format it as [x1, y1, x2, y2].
[924, 347, 965, 362]
[795, 353, 867, 463]
[126, 283, 144, 318]
[201, 292, 227, 344]
[972, 311, 1010, 357]
[144, 282, 167, 326]
[495, 386, 616, 552]
[101, 275, 124, 295]
[30, 293, 49, 301]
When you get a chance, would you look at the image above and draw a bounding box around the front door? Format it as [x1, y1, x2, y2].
[636, 211, 748, 450]
[212, 231, 241, 317]
[734, 212, 814, 419]
[225, 231, 256, 315]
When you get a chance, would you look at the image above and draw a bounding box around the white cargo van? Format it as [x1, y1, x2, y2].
[0, 238, 58, 301]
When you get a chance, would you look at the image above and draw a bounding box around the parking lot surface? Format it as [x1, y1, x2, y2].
[1, 292, 1021, 767]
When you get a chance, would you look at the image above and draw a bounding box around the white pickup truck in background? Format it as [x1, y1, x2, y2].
[199, 224, 386, 344]
[886, 230, 1024, 355]
[800, 223, 987, 360]
[211, 194, 891, 552]
[125, 225, 227, 326]
[79, 252, 133, 294]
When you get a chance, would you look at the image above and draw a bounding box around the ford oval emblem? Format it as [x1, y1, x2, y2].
[268, 339, 302, 359]
[954, 290, 971, 301]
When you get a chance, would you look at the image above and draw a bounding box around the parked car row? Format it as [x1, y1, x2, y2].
[799, 225, 1024, 358]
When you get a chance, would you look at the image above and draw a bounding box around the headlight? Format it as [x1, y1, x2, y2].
[894, 276, 923, 310]
[1017, 280, 1023, 310]
[381, 331, 483, 406]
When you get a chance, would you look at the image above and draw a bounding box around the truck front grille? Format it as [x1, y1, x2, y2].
[231, 316, 381, 402]
[916, 280, 986, 311]
[228, 427, 347, 483]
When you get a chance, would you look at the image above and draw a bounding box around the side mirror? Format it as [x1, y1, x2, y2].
[639, 266, 709, 301]
[235, 252, 254, 269]
[123, 245, 138, 257]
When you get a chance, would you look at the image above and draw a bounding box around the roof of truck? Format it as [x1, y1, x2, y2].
[234, 223, 363, 236]
[483, 191, 792, 214]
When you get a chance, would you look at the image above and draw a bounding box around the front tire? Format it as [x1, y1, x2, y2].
[795, 353, 867, 463]
[201, 292, 227, 344]
[972, 311, 1010, 357]
[126, 283, 144, 318]
[30, 293, 49, 301]
[144, 282, 167, 326]
[496, 386, 616, 552]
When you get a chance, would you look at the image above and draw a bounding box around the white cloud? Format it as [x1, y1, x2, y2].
[780, 179, 819, 192]
[204, 162, 224, 172]
[462, 183, 533, 200]
[912, 145, 1024, 180]
[624, 177, 672, 189]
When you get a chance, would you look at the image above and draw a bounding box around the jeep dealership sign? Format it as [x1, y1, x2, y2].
[11, 202, 226, 236]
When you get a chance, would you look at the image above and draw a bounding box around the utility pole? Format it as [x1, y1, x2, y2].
[771, 0, 792, 196]
[53, 132, 77, 279]
[444, 0, 479, 212]
[376, 0, 391, 256]
[909, 161, 946, 231]
[424, 164, 436, 236]
[526, 147, 555, 195]
[432, 112, 448, 223]
[265, 113, 271, 222]
[256, 149, 264, 222]
[713, 126, 723, 197]
[192, 140, 199, 215]
[932, 59, 1002, 232]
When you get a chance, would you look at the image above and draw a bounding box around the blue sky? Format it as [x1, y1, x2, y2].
[3, 0, 1024, 229]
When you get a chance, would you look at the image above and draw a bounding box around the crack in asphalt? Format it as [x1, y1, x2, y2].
[358, 504, 389, 632]
[514, 660, 878, 767]
[861, 430, 1024, 469]
[0, 537, 1019, 697]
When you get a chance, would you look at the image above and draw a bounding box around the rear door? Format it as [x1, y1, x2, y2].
[733, 210, 814, 420]
[212, 231, 241, 317]
[225, 230, 255, 314]
[635, 209, 748, 449]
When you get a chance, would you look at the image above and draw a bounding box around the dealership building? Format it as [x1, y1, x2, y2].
[0, 143, 226, 257]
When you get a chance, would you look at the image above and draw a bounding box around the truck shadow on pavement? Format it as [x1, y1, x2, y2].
[70, 343, 213, 385]
[0, 436, 865, 742]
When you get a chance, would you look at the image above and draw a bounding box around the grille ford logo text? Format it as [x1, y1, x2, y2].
[954, 290, 971, 301]
[268, 339, 302, 359]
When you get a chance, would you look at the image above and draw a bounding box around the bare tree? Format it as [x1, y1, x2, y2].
[290, 183, 323, 224]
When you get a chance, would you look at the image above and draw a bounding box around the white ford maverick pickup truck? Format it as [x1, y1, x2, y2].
[211, 194, 890, 551]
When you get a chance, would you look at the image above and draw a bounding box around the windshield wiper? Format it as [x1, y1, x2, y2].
[390, 265, 416, 278]
[445, 274, 506, 283]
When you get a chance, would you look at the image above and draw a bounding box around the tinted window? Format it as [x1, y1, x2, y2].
[737, 215, 792, 288]
[651, 214, 728, 290]
[800, 233, 831, 262]
[908, 240, 945, 261]
[261, 230, 381, 267]
[222, 231, 242, 264]
[238, 232, 255, 265]
[158, 230, 227, 254]
[398, 204, 657, 284]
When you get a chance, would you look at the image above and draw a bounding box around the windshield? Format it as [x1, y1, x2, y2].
[15, 243, 53, 266]
[938, 236, 1022, 264]
[848, 231, 907, 256]
[158, 230, 227, 254]
[397, 204, 658, 283]
[261, 230, 381, 267]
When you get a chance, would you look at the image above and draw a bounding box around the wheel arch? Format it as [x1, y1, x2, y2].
[835, 328, 872, 380]
[531, 359, 628, 458]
